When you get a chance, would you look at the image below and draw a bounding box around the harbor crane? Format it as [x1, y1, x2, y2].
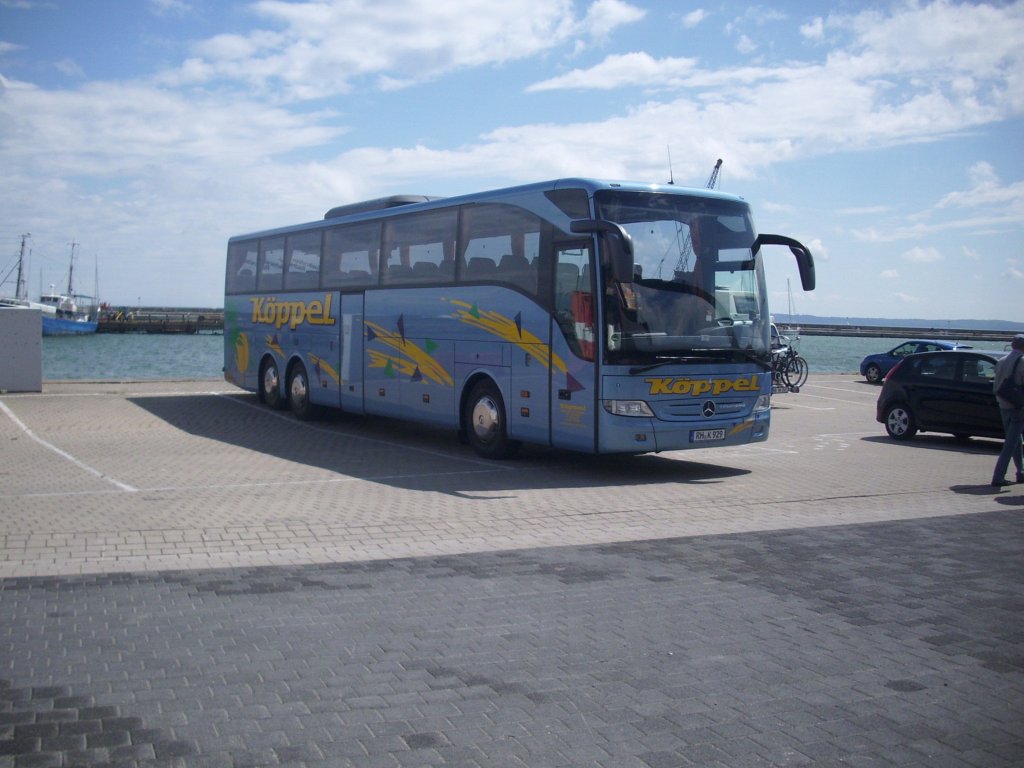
[705, 157, 722, 190]
[673, 158, 723, 274]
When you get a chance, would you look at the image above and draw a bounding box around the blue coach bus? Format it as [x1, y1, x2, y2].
[224, 178, 814, 458]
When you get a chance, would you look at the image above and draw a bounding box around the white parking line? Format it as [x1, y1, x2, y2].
[0, 400, 137, 492]
[774, 399, 835, 410]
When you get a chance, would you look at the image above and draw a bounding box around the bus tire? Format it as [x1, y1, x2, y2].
[464, 379, 520, 459]
[260, 357, 285, 410]
[288, 361, 319, 421]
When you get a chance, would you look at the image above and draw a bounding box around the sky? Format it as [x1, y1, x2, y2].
[0, 0, 1022, 323]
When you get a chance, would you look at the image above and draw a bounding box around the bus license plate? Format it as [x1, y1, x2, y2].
[691, 428, 726, 443]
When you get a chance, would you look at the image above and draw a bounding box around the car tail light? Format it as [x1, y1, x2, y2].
[883, 359, 905, 382]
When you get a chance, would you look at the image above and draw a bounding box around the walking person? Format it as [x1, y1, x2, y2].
[991, 334, 1024, 488]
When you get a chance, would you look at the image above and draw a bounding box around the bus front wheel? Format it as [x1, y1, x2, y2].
[260, 358, 284, 410]
[464, 380, 520, 459]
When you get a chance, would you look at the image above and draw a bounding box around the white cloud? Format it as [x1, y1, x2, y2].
[837, 205, 889, 216]
[526, 52, 697, 92]
[735, 35, 757, 55]
[938, 161, 1024, 210]
[681, 9, 707, 29]
[8, 1, 1024, 201]
[54, 58, 84, 78]
[805, 238, 828, 262]
[902, 246, 942, 263]
[581, 0, 646, 40]
[162, 0, 644, 97]
[893, 292, 921, 304]
[880, 269, 899, 279]
[520, 1, 1024, 173]
[149, 0, 191, 16]
[800, 17, 824, 41]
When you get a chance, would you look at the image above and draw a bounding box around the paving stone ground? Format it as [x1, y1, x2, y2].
[1, 376, 1022, 766]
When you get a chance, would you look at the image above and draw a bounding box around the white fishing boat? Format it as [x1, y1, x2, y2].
[0, 237, 99, 335]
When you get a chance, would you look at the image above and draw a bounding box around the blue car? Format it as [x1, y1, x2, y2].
[860, 339, 972, 384]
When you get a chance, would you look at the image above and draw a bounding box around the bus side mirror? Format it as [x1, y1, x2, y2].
[570, 219, 635, 283]
[752, 234, 816, 291]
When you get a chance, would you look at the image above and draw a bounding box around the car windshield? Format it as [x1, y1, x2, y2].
[594, 190, 769, 365]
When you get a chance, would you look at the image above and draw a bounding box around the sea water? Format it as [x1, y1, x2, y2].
[43, 333, 225, 381]
[43, 332, 994, 381]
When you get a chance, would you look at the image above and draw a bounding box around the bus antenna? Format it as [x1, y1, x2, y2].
[667, 145, 675, 185]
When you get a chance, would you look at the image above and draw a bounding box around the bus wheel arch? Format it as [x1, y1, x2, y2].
[461, 375, 521, 459]
[287, 357, 319, 420]
[259, 355, 285, 410]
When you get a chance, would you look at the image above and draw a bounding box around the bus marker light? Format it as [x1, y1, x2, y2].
[521, 407, 530, 417]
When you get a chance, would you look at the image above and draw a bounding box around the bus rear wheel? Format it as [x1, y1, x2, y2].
[464, 380, 520, 459]
[288, 361, 319, 420]
[260, 358, 284, 410]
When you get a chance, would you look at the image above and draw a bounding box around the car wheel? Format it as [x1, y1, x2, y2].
[884, 403, 917, 440]
[865, 363, 883, 384]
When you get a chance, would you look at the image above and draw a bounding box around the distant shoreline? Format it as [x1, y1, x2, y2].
[776, 323, 1016, 343]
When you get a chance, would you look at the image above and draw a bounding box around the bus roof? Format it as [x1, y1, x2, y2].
[229, 178, 747, 243]
[323, 195, 443, 219]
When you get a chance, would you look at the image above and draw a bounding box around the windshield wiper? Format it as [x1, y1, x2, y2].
[628, 349, 770, 375]
[629, 356, 704, 375]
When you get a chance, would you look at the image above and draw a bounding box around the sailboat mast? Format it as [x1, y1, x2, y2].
[15, 233, 29, 300]
[67, 242, 77, 295]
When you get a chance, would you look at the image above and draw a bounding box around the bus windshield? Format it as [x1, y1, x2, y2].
[594, 190, 769, 365]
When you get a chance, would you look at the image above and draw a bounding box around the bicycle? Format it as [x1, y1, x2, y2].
[771, 335, 809, 391]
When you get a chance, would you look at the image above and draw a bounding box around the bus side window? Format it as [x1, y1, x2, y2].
[257, 237, 285, 292]
[226, 240, 258, 293]
[383, 210, 457, 286]
[460, 204, 541, 295]
[322, 222, 381, 289]
[284, 231, 321, 291]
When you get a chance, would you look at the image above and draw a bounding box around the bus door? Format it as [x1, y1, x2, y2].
[338, 292, 364, 413]
[550, 242, 597, 452]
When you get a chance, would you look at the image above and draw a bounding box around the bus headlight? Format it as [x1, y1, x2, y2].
[603, 400, 655, 417]
[753, 394, 771, 412]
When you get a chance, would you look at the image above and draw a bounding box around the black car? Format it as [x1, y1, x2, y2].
[876, 350, 1008, 441]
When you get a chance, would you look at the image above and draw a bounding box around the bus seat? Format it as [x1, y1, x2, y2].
[499, 253, 529, 271]
[338, 269, 370, 285]
[466, 257, 498, 278]
[384, 265, 414, 282]
[556, 263, 579, 292]
[499, 253, 534, 289]
[412, 261, 439, 280]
